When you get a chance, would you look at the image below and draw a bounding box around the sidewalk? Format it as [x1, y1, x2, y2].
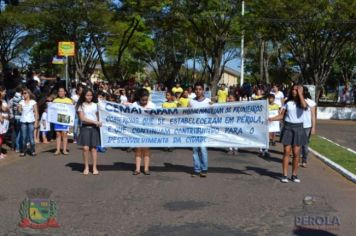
[0, 141, 56, 168]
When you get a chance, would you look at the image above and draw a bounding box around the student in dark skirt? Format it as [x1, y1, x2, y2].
[76, 88, 102, 175]
[269, 85, 308, 183]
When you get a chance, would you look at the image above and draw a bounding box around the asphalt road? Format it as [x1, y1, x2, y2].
[316, 120, 356, 151]
[0, 140, 355, 236]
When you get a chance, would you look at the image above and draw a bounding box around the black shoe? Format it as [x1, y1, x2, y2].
[191, 172, 200, 177]
[200, 171, 207, 178]
[143, 170, 151, 175]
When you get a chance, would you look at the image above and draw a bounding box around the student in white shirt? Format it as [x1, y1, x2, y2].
[187, 86, 196, 99]
[301, 87, 316, 167]
[77, 88, 102, 175]
[269, 85, 308, 183]
[270, 84, 285, 108]
[19, 89, 39, 156]
[119, 89, 128, 104]
[189, 82, 211, 178]
[40, 106, 50, 144]
[132, 88, 156, 176]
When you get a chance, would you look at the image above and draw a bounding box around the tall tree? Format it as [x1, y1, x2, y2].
[0, 5, 28, 78]
[22, 0, 111, 81]
[249, 0, 356, 100]
[176, 0, 241, 95]
[91, 0, 154, 81]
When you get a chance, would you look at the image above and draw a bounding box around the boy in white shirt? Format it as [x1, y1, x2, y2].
[189, 82, 211, 178]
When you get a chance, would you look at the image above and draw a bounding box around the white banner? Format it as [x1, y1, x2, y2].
[99, 100, 269, 148]
[48, 103, 76, 126]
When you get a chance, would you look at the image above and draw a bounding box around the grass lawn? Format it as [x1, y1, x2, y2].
[309, 136, 356, 175]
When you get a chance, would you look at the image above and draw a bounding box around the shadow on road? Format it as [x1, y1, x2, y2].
[65, 162, 251, 176]
[293, 227, 337, 236]
[245, 166, 281, 180]
[238, 149, 283, 164]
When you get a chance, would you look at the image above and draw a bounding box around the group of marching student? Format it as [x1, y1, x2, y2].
[0, 75, 317, 183]
[76, 81, 317, 183]
[75, 82, 210, 176]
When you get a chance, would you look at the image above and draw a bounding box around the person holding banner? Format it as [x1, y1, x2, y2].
[189, 82, 211, 178]
[269, 85, 308, 183]
[76, 88, 101, 175]
[132, 88, 156, 175]
[53, 87, 73, 156]
[19, 89, 39, 157]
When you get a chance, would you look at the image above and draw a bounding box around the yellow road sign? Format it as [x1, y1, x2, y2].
[58, 42, 75, 56]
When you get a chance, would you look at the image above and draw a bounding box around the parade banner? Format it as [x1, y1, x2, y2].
[48, 103, 76, 126]
[99, 100, 269, 148]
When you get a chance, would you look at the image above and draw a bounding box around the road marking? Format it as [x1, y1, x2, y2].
[319, 136, 356, 155]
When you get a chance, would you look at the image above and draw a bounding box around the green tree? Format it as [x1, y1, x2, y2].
[21, 0, 111, 80]
[249, 0, 356, 100]
[176, 0, 241, 95]
[92, 0, 154, 81]
[0, 5, 29, 77]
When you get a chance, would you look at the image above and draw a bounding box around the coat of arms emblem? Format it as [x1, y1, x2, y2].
[19, 188, 59, 229]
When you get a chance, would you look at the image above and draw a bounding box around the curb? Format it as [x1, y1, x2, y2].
[309, 147, 356, 184]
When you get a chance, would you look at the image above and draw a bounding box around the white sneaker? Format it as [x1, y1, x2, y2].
[291, 175, 301, 183]
[280, 176, 289, 183]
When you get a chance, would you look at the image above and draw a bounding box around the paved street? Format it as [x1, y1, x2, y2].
[316, 120, 356, 151]
[0, 136, 355, 235]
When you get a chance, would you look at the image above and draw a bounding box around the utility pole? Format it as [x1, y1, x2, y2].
[240, 0, 245, 86]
